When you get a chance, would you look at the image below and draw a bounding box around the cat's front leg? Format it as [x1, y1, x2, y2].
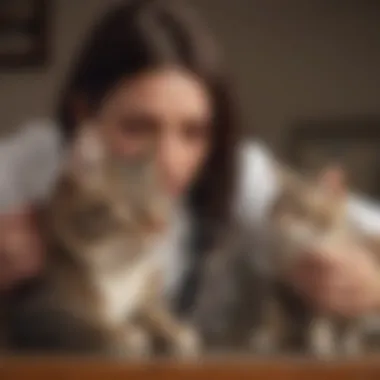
[144, 302, 201, 359]
[309, 317, 337, 359]
[249, 298, 284, 356]
[109, 324, 151, 359]
[340, 320, 363, 357]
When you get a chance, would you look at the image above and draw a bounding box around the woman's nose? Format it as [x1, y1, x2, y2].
[156, 134, 183, 195]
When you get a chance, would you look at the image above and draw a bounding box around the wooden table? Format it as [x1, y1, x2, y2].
[1, 356, 380, 380]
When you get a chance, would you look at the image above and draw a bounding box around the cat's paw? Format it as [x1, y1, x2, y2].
[108, 343, 131, 359]
[309, 320, 337, 360]
[249, 328, 279, 355]
[126, 327, 152, 359]
[341, 330, 363, 357]
[173, 327, 202, 359]
[111, 327, 151, 360]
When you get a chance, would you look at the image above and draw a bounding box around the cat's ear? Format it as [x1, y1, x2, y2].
[66, 123, 105, 175]
[317, 165, 347, 197]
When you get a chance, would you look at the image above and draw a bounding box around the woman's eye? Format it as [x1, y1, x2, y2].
[119, 115, 156, 137]
[182, 120, 210, 142]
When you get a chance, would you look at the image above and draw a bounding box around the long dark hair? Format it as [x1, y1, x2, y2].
[57, 0, 238, 261]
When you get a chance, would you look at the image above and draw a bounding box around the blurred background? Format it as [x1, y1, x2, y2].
[1, 0, 380, 194]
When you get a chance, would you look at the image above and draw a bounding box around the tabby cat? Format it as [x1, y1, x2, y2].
[259, 164, 377, 358]
[2, 124, 200, 359]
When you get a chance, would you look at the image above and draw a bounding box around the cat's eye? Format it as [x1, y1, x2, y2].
[288, 199, 309, 221]
[87, 203, 110, 221]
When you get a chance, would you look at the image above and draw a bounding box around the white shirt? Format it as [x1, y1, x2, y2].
[2, 120, 380, 294]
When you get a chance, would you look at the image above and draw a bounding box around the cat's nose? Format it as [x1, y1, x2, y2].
[144, 213, 168, 233]
[73, 204, 109, 238]
[148, 217, 167, 233]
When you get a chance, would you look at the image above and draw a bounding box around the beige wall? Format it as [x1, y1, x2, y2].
[1, 0, 380, 152]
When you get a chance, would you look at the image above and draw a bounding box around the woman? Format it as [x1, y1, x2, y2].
[1, 0, 380, 319]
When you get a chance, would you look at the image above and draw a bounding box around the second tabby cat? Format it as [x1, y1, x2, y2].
[257, 164, 379, 358]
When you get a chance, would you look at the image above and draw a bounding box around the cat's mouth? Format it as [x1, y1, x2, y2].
[141, 217, 167, 234]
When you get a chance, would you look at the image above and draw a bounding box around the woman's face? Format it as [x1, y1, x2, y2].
[92, 68, 213, 198]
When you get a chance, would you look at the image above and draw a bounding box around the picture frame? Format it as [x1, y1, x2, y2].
[0, 0, 49, 68]
[287, 116, 380, 199]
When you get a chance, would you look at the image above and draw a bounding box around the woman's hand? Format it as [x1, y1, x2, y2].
[289, 241, 380, 317]
[0, 206, 44, 292]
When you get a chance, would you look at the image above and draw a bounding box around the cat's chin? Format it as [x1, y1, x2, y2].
[71, 240, 135, 272]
